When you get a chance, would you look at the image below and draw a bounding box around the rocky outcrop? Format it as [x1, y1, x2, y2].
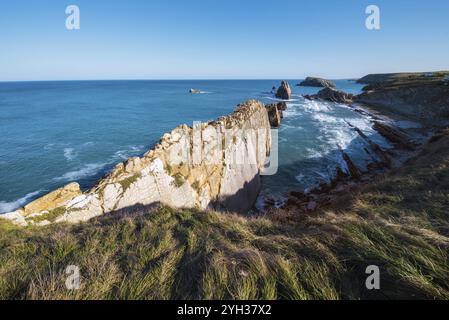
[275, 81, 292, 100]
[355, 72, 449, 125]
[372, 121, 415, 150]
[345, 121, 392, 168]
[298, 77, 336, 88]
[304, 87, 354, 104]
[340, 150, 362, 180]
[2, 100, 272, 226]
[265, 102, 287, 128]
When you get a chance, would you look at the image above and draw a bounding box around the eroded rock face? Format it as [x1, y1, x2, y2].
[265, 102, 286, 127]
[355, 84, 449, 125]
[1, 100, 272, 225]
[304, 87, 354, 104]
[298, 77, 336, 88]
[275, 81, 292, 100]
[22, 182, 82, 216]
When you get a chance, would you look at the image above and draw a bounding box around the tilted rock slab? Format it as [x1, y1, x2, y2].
[1, 100, 272, 226]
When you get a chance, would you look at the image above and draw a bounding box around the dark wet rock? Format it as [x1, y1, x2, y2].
[345, 120, 392, 168]
[266, 104, 282, 127]
[298, 77, 336, 88]
[372, 121, 415, 150]
[277, 101, 287, 111]
[275, 81, 292, 100]
[265, 102, 287, 127]
[341, 151, 362, 180]
[304, 87, 354, 104]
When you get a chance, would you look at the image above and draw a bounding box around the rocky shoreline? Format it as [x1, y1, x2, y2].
[2, 74, 448, 226]
[266, 72, 449, 216]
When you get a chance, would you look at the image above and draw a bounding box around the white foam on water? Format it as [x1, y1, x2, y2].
[53, 163, 108, 182]
[264, 96, 300, 102]
[311, 113, 360, 150]
[44, 143, 55, 150]
[305, 148, 324, 159]
[0, 190, 44, 214]
[295, 173, 305, 182]
[114, 145, 144, 160]
[63, 148, 77, 161]
[311, 113, 339, 124]
[282, 103, 303, 118]
[345, 117, 374, 132]
[302, 99, 330, 112]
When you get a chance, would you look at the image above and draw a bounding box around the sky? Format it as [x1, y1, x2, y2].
[0, 0, 448, 81]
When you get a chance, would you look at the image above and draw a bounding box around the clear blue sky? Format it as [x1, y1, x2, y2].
[1, 0, 448, 81]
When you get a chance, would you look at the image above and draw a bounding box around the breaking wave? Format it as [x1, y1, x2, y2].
[0, 190, 44, 214]
[53, 163, 108, 182]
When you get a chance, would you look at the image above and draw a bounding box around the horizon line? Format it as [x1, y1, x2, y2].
[0, 78, 358, 83]
[1, 70, 447, 83]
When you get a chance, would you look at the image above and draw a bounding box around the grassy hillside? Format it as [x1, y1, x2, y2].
[1, 130, 449, 300]
[357, 71, 449, 86]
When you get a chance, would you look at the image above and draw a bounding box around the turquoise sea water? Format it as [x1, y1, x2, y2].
[0, 80, 390, 213]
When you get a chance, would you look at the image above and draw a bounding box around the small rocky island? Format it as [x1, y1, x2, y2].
[298, 77, 336, 88]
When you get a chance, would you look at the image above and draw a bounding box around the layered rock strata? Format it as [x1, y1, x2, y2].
[2, 100, 272, 226]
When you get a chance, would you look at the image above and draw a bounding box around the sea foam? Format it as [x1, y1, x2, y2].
[0, 190, 43, 214]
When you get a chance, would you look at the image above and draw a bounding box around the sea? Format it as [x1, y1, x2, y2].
[0, 80, 396, 213]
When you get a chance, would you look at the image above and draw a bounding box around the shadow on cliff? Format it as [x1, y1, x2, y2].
[212, 174, 262, 214]
[88, 173, 262, 226]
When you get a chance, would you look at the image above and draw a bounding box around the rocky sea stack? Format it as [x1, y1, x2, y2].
[304, 87, 354, 104]
[265, 102, 287, 127]
[275, 80, 292, 100]
[298, 77, 336, 88]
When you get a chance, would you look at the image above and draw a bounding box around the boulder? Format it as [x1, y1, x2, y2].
[298, 77, 336, 88]
[275, 81, 292, 100]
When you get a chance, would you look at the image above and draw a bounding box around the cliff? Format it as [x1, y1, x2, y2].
[1, 129, 448, 300]
[2, 100, 272, 226]
[355, 71, 449, 125]
[357, 71, 449, 85]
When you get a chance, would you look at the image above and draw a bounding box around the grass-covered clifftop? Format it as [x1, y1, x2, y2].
[357, 71, 449, 86]
[1, 130, 448, 300]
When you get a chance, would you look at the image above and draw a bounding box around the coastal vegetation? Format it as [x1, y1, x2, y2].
[0, 128, 448, 299]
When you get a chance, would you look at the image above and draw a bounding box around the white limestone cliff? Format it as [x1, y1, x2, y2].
[1, 100, 272, 226]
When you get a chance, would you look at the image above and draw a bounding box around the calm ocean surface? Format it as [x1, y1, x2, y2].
[0, 80, 391, 213]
